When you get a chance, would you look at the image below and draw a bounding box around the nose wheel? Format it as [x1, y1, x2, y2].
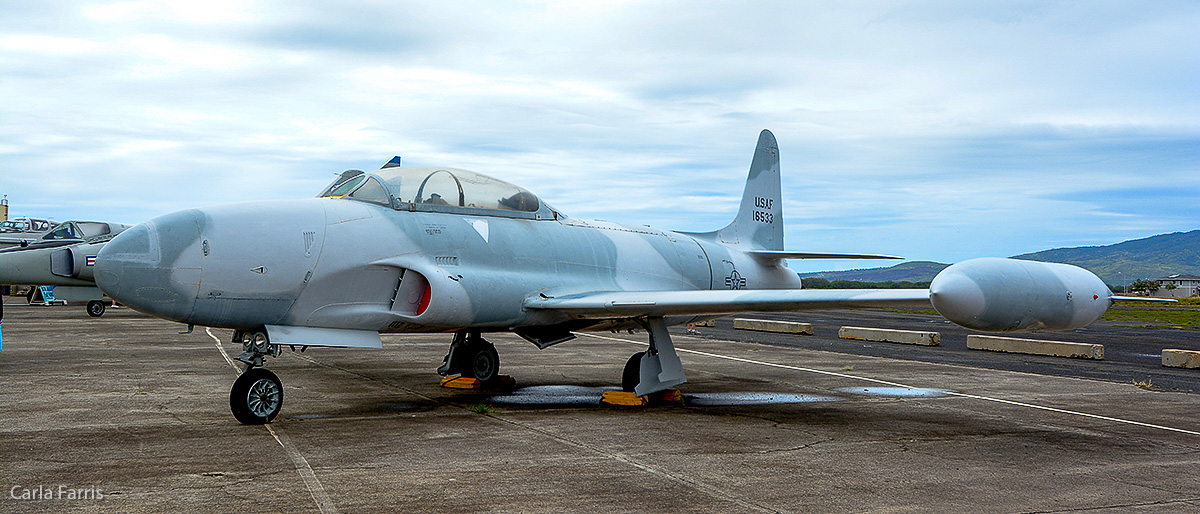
[229, 329, 285, 424]
[230, 368, 283, 425]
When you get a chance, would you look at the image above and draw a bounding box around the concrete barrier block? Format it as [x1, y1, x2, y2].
[733, 318, 813, 335]
[838, 326, 940, 346]
[967, 335, 1103, 360]
[695, 319, 716, 327]
[1162, 349, 1200, 369]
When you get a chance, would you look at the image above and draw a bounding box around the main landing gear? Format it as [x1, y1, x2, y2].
[229, 330, 284, 425]
[438, 331, 500, 382]
[621, 317, 688, 396]
[86, 300, 106, 317]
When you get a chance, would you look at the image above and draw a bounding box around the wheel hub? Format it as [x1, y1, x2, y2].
[246, 379, 281, 417]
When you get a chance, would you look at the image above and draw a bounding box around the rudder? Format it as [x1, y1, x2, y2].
[714, 129, 783, 250]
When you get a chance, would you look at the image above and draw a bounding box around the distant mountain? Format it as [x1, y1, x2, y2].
[797, 230, 1200, 286]
[798, 260, 948, 283]
[1013, 230, 1200, 285]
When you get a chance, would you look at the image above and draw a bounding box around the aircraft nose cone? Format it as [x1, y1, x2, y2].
[95, 210, 204, 322]
[929, 266, 987, 328]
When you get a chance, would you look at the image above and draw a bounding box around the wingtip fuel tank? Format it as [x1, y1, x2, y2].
[930, 257, 1111, 332]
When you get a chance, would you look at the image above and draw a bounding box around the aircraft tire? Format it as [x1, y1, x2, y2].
[466, 343, 500, 382]
[87, 300, 106, 317]
[230, 368, 283, 425]
[622, 351, 645, 392]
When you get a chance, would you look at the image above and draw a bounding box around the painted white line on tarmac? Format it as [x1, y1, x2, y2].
[579, 332, 1200, 437]
[207, 328, 340, 514]
[207, 328, 238, 375]
[265, 425, 339, 514]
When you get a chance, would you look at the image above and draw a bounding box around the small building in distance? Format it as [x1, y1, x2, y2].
[1156, 274, 1200, 298]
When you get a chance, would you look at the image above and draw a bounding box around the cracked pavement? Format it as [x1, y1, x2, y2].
[2, 302, 1198, 513]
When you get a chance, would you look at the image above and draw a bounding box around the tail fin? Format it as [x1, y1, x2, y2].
[704, 129, 783, 250]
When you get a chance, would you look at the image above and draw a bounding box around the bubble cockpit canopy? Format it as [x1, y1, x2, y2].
[319, 165, 558, 220]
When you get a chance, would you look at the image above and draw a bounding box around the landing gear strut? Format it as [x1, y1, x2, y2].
[438, 331, 500, 382]
[229, 330, 283, 424]
[621, 317, 687, 396]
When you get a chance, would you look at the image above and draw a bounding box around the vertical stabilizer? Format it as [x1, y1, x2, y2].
[713, 129, 783, 250]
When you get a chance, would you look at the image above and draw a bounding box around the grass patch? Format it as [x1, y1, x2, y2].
[1132, 378, 1153, 389]
[468, 403, 491, 415]
[1100, 306, 1200, 330]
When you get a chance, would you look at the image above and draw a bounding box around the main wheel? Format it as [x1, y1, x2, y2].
[622, 351, 646, 392]
[86, 300, 106, 317]
[230, 368, 283, 425]
[464, 343, 500, 382]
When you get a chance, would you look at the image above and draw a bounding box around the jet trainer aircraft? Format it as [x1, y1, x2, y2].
[93, 130, 1152, 424]
[0, 220, 131, 316]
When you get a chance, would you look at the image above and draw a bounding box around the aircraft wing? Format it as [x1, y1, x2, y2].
[523, 288, 931, 319]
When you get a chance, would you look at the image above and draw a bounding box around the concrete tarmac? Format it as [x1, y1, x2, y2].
[2, 302, 1199, 513]
[701, 308, 1200, 393]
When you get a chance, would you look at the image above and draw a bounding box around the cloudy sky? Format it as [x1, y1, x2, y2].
[2, 1, 1197, 272]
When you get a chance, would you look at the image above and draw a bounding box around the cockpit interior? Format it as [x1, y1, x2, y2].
[320, 165, 558, 220]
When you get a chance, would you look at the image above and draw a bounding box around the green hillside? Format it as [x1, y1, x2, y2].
[1012, 230, 1200, 285]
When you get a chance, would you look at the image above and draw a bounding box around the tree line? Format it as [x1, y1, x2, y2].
[1114, 279, 1177, 294]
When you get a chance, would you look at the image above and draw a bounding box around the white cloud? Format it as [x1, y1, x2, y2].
[0, 1, 1196, 264]
[83, 0, 260, 24]
[0, 35, 100, 54]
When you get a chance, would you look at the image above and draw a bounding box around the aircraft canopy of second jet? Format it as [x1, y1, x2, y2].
[320, 166, 559, 220]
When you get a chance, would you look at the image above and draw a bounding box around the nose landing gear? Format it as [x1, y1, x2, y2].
[230, 367, 283, 425]
[230, 330, 284, 425]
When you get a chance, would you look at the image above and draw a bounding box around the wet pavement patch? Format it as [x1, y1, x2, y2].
[487, 385, 619, 406]
[834, 386, 954, 398]
[683, 392, 842, 406]
[379, 401, 422, 412]
[291, 401, 427, 419]
[488, 386, 843, 407]
[290, 413, 334, 419]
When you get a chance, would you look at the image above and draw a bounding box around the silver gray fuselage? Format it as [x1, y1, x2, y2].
[95, 197, 799, 333]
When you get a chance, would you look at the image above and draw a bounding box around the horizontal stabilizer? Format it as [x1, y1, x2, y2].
[265, 325, 382, 348]
[524, 288, 931, 319]
[747, 250, 903, 264]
